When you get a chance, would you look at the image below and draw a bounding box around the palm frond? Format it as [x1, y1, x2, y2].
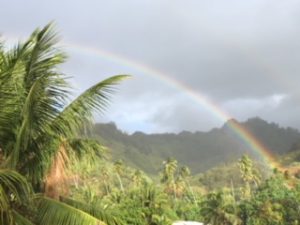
[50, 75, 130, 137]
[60, 197, 124, 225]
[23, 75, 128, 185]
[67, 138, 107, 160]
[23, 22, 66, 88]
[19, 22, 69, 138]
[0, 170, 32, 225]
[0, 169, 31, 205]
[12, 210, 35, 225]
[36, 196, 105, 225]
[0, 42, 28, 153]
[1, 23, 68, 169]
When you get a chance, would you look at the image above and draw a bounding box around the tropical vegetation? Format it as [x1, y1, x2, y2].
[0, 23, 300, 225]
[0, 23, 129, 225]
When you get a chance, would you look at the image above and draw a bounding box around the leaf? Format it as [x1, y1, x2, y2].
[12, 210, 35, 225]
[36, 196, 105, 225]
[60, 197, 125, 225]
[50, 75, 130, 137]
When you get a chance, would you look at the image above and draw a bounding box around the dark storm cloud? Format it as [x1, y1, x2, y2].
[1, 0, 300, 132]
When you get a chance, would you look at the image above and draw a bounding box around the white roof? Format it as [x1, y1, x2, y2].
[172, 221, 204, 225]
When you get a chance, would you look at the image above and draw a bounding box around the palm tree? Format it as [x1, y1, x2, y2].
[200, 191, 241, 225]
[161, 158, 178, 200]
[114, 160, 125, 193]
[131, 169, 143, 189]
[238, 155, 261, 199]
[0, 169, 32, 225]
[178, 166, 197, 204]
[101, 167, 111, 195]
[0, 23, 129, 224]
[140, 185, 175, 225]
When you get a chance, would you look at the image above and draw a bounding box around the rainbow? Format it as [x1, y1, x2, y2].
[1, 33, 283, 170]
[63, 42, 284, 170]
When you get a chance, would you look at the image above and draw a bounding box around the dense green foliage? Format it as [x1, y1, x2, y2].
[91, 119, 300, 174]
[0, 23, 128, 224]
[69, 155, 300, 225]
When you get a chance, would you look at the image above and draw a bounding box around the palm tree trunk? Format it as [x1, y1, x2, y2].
[172, 180, 177, 201]
[186, 181, 197, 205]
[104, 180, 110, 195]
[116, 173, 124, 193]
[230, 179, 236, 203]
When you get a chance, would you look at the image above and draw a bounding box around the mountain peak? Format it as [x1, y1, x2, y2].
[222, 118, 240, 130]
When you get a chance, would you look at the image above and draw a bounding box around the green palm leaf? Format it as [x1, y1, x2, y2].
[50, 74, 130, 137]
[0, 169, 31, 205]
[0, 169, 32, 225]
[22, 75, 129, 185]
[60, 197, 124, 225]
[12, 210, 35, 225]
[0, 42, 28, 154]
[36, 196, 105, 225]
[67, 138, 107, 160]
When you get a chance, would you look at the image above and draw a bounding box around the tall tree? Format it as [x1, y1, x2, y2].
[131, 169, 143, 189]
[0, 23, 129, 224]
[178, 166, 197, 204]
[161, 158, 178, 200]
[238, 155, 260, 199]
[114, 160, 125, 193]
[200, 191, 241, 225]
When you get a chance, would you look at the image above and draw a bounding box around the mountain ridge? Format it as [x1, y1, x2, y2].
[92, 117, 300, 174]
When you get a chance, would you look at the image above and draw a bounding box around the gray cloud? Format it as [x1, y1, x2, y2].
[1, 0, 300, 132]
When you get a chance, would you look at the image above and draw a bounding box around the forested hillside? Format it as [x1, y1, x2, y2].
[92, 117, 300, 174]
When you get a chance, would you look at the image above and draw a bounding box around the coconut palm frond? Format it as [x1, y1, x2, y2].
[60, 197, 124, 225]
[0, 170, 32, 225]
[23, 22, 66, 87]
[67, 138, 107, 160]
[50, 75, 130, 137]
[36, 196, 105, 225]
[0, 42, 28, 153]
[12, 210, 35, 225]
[1, 23, 69, 169]
[0, 169, 31, 205]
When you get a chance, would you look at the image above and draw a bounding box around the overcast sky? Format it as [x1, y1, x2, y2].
[1, 0, 300, 133]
